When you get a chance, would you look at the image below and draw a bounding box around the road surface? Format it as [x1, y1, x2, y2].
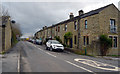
[17, 41, 119, 73]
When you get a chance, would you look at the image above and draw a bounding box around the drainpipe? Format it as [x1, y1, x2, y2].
[77, 18, 81, 49]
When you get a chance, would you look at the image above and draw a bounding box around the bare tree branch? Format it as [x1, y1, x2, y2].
[2, 6, 9, 16]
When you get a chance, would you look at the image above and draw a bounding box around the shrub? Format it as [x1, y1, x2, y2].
[99, 35, 112, 56]
[64, 32, 73, 45]
[54, 36, 62, 43]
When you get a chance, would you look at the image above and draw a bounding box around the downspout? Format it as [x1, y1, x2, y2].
[77, 17, 81, 49]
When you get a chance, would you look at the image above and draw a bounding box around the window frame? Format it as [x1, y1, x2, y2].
[83, 36, 89, 46]
[58, 26, 60, 32]
[86, 36, 89, 45]
[113, 36, 117, 48]
[110, 19, 116, 33]
[65, 24, 67, 31]
[83, 36, 86, 45]
[74, 21, 77, 30]
[74, 35, 77, 44]
[108, 35, 118, 48]
[85, 20, 87, 29]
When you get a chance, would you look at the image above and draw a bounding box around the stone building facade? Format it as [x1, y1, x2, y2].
[34, 4, 120, 55]
[2, 16, 12, 52]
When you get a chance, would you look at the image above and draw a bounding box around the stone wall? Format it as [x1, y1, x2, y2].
[5, 18, 12, 50]
[79, 14, 100, 55]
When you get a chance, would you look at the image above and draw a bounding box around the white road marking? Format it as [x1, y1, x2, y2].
[65, 60, 95, 73]
[18, 51, 20, 72]
[45, 52, 57, 58]
[74, 58, 120, 71]
[28, 42, 57, 58]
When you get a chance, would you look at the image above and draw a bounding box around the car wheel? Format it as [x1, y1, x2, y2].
[50, 47, 53, 51]
[46, 47, 48, 50]
[61, 50, 64, 52]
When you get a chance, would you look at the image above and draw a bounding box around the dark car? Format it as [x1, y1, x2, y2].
[36, 39, 42, 45]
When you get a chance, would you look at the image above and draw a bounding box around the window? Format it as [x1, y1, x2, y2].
[58, 26, 60, 32]
[83, 36, 86, 45]
[114, 36, 117, 48]
[109, 36, 118, 48]
[56, 27, 57, 31]
[110, 19, 116, 33]
[74, 35, 77, 44]
[83, 36, 89, 45]
[65, 24, 67, 31]
[85, 20, 87, 29]
[109, 36, 113, 47]
[74, 21, 77, 30]
[87, 36, 89, 45]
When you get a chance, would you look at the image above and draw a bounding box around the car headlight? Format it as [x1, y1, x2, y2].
[53, 45, 56, 48]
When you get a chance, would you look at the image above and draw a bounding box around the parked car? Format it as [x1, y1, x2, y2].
[46, 40, 64, 51]
[32, 39, 36, 44]
[29, 38, 32, 42]
[36, 39, 42, 45]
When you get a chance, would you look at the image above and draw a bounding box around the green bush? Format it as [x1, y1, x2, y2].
[64, 32, 73, 46]
[54, 36, 62, 43]
[99, 35, 112, 56]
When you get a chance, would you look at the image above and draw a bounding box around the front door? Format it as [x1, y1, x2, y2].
[70, 38, 73, 48]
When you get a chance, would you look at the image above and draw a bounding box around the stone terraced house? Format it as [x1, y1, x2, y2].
[34, 4, 120, 55]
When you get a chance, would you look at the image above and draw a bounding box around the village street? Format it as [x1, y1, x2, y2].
[2, 41, 120, 73]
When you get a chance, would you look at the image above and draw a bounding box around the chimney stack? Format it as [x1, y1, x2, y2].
[78, 10, 84, 16]
[43, 27, 44, 30]
[43, 26, 47, 30]
[69, 13, 74, 19]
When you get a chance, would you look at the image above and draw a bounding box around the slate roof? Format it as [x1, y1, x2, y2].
[38, 4, 115, 32]
[53, 4, 113, 26]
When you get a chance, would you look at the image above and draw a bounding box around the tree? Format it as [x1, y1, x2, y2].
[64, 32, 73, 46]
[99, 35, 112, 56]
[2, 6, 9, 16]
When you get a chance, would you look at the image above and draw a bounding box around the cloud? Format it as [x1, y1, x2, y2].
[2, 1, 119, 38]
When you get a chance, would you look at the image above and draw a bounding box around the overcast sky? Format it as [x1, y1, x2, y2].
[1, 0, 120, 38]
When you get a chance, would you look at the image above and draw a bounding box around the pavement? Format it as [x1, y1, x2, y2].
[2, 43, 20, 72]
[96, 56, 120, 61]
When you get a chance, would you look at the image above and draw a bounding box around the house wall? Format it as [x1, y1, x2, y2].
[79, 14, 100, 55]
[5, 17, 12, 50]
[99, 5, 119, 55]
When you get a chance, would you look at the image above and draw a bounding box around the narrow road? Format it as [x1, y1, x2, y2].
[18, 41, 119, 73]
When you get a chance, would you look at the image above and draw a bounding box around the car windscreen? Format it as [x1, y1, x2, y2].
[51, 41, 60, 44]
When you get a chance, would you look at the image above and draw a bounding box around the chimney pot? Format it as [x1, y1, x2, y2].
[69, 12, 74, 19]
[78, 10, 84, 16]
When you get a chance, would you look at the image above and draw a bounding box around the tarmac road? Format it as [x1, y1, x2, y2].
[19, 41, 119, 73]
